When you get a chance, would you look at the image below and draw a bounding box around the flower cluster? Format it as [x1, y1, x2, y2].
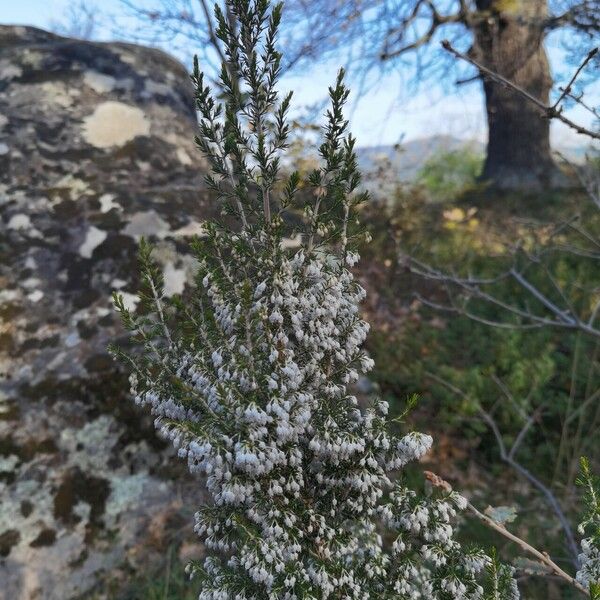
[576, 538, 600, 591]
[112, 1, 520, 598]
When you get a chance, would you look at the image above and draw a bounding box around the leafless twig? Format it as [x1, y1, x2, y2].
[425, 471, 589, 597]
[441, 40, 600, 141]
[552, 47, 599, 109]
[408, 256, 600, 340]
[423, 370, 580, 563]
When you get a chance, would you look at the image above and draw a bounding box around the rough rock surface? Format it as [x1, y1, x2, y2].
[0, 25, 212, 599]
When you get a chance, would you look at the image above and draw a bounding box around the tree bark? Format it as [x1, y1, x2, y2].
[473, 0, 565, 190]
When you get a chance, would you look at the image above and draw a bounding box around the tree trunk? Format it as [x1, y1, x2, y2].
[473, 0, 565, 190]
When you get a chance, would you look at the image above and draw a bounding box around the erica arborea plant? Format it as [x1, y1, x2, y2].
[111, 1, 520, 597]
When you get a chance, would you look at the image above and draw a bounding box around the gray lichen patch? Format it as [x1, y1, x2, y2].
[0, 59, 22, 80]
[79, 226, 107, 258]
[105, 472, 168, 528]
[0, 405, 195, 597]
[150, 241, 199, 297]
[122, 210, 171, 240]
[163, 261, 187, 296]
[40, 81, 77, 108]
[98, 193, 121, 213]
[83, 70, 117, 94]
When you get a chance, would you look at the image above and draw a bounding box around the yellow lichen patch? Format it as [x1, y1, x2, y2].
[173, 221, 206, 237]
[82, 101, 150, 149]
[52, 174, 92, 200]
[176, 147, 193, 165]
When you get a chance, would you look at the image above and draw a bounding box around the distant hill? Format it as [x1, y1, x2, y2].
[357, 135, 484, 182]
[356, 135, 592, 183]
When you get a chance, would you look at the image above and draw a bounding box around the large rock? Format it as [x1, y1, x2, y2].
[0, 25, 212, 599]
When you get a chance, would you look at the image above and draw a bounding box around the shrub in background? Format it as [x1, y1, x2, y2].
[416, 148, 484, 202]
[363, 177, 600, 595]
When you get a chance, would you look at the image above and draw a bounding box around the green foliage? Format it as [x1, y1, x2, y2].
[367, 182, 600, 470]
[416, 148, 484, 201]
[482, 549, 519, 600]
[113, 551, 196, 600]
[578, 457, 600, 540]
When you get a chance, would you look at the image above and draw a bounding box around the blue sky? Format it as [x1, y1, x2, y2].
[2, 0, 598, 149]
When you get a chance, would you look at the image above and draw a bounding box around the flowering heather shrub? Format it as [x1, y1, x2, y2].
[111, 0, 520, 597]
[577, 458, 600, 598]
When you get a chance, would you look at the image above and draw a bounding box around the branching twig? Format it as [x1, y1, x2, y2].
[423, 370, 580, 563]
[478, 407, 580, 564]
[425, 471, 590, 597]
[380, 0, 470, 60]
[441, 40, 600, 141]
[198, 0, 228, 66]
[552, 47, 599, 109]
[408, 256, 600, 340]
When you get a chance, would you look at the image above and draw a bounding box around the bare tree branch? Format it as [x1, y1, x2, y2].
[198, 0, 227, 66]
[441, 40, 600, 140]
[380, 0, 470, 60]
[552, 46, 599, 109]
[546, 0, 600, 33]
[408, 255, 600, 339]
[478, 407, 580, 564]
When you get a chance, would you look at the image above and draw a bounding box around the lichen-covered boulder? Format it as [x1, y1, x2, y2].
[0, 25, 211, 599]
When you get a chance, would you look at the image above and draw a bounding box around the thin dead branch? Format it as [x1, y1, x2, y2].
[441, 40, 600, 141]
[425, 471, 589, 596]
